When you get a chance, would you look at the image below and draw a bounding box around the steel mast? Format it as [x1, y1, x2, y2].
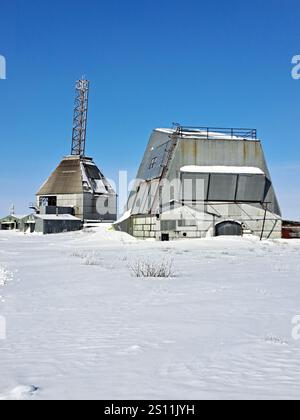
[71, 78, 90, 156]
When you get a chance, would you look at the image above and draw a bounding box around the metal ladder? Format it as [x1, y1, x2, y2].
[150, 127, 181, 214]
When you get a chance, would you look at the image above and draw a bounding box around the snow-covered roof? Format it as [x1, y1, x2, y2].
[80, 161, 108, 194]
[155, 128, 258, 141]
[0, 214, 28, 221]
[35, 214, 81, 221]
[180, 166, 265, 175]
[156, 128, 175, 135]
[114, 210, 132, 225]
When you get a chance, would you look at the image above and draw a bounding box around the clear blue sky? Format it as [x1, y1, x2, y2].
[0, 0, 299, 218]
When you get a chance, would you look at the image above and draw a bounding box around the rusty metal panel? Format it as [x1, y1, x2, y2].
[282, 221, 300, 239]
[282, 228, 300, 239]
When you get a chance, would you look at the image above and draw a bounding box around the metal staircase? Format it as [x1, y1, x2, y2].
[150, 126, 181, 214]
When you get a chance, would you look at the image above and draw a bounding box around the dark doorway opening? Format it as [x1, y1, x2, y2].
[215, 221, 242, 237]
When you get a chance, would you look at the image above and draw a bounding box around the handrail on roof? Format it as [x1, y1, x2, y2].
[172, 123, 258, 140]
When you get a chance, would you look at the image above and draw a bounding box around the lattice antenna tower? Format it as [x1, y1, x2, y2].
[71, 78, 90, 156]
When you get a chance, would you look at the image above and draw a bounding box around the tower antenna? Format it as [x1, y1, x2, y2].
[71, 78, 90, 156]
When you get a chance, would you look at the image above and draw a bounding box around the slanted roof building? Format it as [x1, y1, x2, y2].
[36, 79, 117, 222]
[115, 125, 282, 240]
[37, 155, 116, 220]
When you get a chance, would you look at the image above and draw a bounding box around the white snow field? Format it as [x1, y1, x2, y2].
[0, 226, 300, 400]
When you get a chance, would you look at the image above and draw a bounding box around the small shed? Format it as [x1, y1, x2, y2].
[282, 220, 300, 239]
[0, 215, 27, 231]
[34, 214, 82, 235]
[19, 214, 36, 233]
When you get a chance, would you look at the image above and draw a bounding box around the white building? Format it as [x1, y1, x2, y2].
[115, 126, 282, 240]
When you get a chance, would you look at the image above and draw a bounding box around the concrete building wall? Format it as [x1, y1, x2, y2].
[36, 193, 117, 221]
[128, 203, 282, 241]
[36, 194, 83, 219]
[158, 204, 282, 240]
[132, 216, 158, 239]
[56, 194, 83, 219]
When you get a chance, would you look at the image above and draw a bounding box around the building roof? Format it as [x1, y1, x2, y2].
[37, 156, 82, 195]
[155, 127, 259, 141]
[180, 166, 265, 175]
[282, 220, 300, 227]
[34, 214, 81, 221]
[0, 214, 28, 222]
[37, 155, 115, 196]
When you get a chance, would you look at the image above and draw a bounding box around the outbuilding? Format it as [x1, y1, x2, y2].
[34, 214, 82, 235]
[0, 214, 27, 231]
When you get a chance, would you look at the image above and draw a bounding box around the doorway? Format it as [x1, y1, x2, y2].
[215, 221, 242, 237]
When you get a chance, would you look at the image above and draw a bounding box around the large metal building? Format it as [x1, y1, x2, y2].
[36, 79, 117, 223]
[115, 125, 282, 240]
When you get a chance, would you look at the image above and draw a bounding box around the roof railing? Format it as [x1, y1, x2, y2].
[172, 124, 258, 140]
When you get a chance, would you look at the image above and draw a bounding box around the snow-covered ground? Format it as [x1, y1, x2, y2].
[0, 226, 300, 400]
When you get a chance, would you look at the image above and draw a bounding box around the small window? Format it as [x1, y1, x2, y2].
[149, 157, 158, 170]
[39, 196, 57, 207]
